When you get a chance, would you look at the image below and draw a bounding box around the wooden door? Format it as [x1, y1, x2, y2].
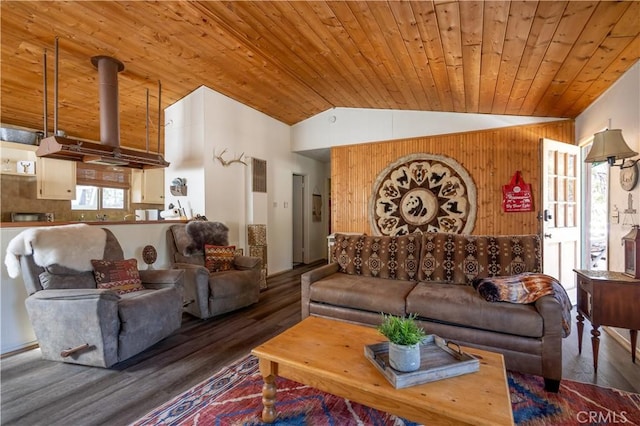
[542, 138, 581, 304]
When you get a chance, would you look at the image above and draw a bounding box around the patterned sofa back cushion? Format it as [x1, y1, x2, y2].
[418, 233, 542, 284]
[333, 233, 421, 281]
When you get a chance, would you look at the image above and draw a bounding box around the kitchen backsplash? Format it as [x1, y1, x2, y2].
[0, 174, 163, 222]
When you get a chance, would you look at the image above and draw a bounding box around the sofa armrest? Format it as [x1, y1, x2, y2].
[172, 262, 211, 318]
[300, 262, 340, 319]
[534, 295, 563, 336]
[234, 255, 261, 270]
[534, 294, 563, 381]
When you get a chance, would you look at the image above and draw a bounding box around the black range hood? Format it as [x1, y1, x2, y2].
[36, 53, 169, 169]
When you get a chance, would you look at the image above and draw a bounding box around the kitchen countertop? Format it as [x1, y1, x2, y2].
[0, 219, 187, 228]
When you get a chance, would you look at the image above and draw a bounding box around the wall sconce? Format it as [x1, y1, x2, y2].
[584, 129, 638, 168]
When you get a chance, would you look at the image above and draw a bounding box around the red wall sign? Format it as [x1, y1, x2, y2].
[502, 171, 534, 213]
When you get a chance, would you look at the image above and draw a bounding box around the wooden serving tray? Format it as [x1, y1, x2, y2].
[364, 335, 480, 389]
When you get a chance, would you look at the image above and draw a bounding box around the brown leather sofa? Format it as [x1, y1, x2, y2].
[301, 232, 568, 391]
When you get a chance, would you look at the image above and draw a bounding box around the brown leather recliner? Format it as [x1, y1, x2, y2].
[166, 223, 261, 319]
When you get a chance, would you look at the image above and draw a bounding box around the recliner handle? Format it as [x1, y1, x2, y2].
[60, 343, 90, 358]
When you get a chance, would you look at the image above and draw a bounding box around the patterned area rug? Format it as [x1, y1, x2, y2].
[132, 355, 640, 426]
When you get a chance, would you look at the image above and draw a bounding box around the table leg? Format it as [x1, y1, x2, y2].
[631, 330, 637, 364]
[577, 312, 584, 354]
[259, 359, 278, 423]
[591, 325, 601, 373]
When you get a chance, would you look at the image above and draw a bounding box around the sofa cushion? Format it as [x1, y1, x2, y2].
[418, 233, 542, 284]
[91, 259, 146, 295]
[309, 273, 417, 317]
[208, 268, 258, 299]
[117, 287, 181, 361]
[333, 233, 421, 281]
[204, 245, 236, 272]
[406, 282, 543, 338]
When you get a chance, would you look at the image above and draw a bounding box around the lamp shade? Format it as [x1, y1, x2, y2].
[584, 129, 638, 164]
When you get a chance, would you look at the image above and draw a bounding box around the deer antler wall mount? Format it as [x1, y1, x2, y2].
[214, 148, 247, 167]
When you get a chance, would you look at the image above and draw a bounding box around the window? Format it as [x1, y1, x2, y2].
[72, 186, 98, 210]
[72, 163, 129, 211]
[71, 186, 125, 210]
[102, 187, 125, 209]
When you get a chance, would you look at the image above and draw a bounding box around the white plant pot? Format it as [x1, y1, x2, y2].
[388, 342, 421, 372]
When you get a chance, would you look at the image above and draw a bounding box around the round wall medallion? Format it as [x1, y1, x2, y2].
[620, 160, 638, 191]
[142, 245, 158, 267]
[369, 153, 477, 236]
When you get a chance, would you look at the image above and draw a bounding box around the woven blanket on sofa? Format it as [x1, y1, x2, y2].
[472, 273, 572, 337]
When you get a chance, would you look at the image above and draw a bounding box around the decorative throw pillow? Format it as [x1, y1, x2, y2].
[91, 259, 145, 295]
[204, 245, 236, 273]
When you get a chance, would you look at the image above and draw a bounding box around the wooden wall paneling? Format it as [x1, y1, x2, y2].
[331, 120, 575, 236]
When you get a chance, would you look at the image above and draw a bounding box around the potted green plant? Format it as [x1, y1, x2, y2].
[377, 313, 426, 372]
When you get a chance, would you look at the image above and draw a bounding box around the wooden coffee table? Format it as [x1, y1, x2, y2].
[251, 316, 513, 425]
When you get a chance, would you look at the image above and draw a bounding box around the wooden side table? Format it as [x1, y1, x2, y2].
[574, 269, 640, 373]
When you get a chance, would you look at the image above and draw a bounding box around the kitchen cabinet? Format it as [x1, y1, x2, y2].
[0, 141, 37, 176]
[36, 157, 76, 200]
[131, 168, 164, 204]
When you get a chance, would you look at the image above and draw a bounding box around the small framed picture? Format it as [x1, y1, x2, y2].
[312, 194, 322, 222]
[16, 160, 35, 174]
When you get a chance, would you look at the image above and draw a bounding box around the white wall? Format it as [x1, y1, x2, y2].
[165, 86, 330, 274]
[163, 89, 206, 220]
[576, 61, 640, 272]
[291, 107, 563, 152]
[1, 222, 178, 354]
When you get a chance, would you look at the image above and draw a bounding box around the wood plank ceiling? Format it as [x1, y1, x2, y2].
[1, 1, 638, 152]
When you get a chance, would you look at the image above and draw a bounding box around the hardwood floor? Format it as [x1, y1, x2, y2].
[1, 261, 639, 426]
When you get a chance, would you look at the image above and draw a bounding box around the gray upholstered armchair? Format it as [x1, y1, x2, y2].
[8, 225, 183, 368]
[166, 223, 261, 319]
